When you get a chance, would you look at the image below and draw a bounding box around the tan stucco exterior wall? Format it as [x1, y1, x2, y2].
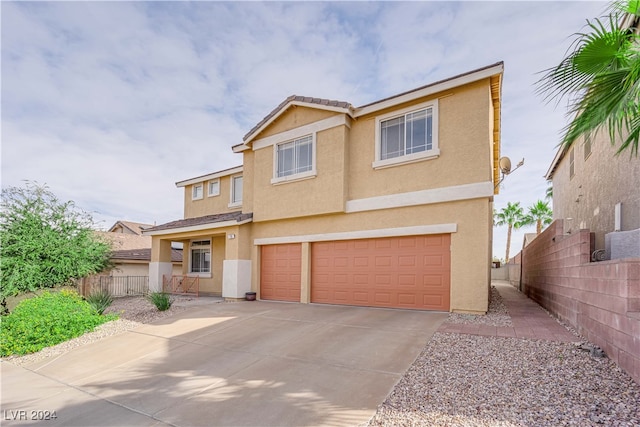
[222, 224, 253, 260]
[247, 80, 493, 223]
[256, 106, 338, 139]
[151, 237, 172, 262]
[349, 80, 492, 200]
[551, 133, 640, 249]
[251, 123, 349, 221]
[183, 174, 243, 219]
[241, 151, 255, 213]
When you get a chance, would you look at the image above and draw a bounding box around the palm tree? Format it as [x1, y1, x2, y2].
[537, 0, 640, 156]
[494, 202, 525, 262]
[522, 200, 553, 234]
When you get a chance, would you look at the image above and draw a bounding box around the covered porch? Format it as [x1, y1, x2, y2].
[142, 212, 253, 300]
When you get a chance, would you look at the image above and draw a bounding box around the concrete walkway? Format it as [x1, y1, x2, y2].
[1, 301, 447, 427]
[438, 281, 577, 342]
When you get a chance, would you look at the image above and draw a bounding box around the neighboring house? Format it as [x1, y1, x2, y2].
[109, 220, 152, 235]
[99, 221, 182, 276]
[100, 220, 153, 253]
[144, 62, 504, 313]
[545, 12, 640, 260]
[545, 126, 640, 260]
[110, 248, 183, 277]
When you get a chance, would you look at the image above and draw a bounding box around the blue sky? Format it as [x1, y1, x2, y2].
[2, 1, 608, 260]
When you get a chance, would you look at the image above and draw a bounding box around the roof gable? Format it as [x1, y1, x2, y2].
[234, 62, 504, 155]
[108, 220, 154, 235]
[236, 96, 353, 150]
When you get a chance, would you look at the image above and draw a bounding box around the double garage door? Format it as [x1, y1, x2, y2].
[260, 234, 450, 311]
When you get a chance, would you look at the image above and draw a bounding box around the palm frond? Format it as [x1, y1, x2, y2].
[537, 2, 640, 157]
[537, 17, 630, 103]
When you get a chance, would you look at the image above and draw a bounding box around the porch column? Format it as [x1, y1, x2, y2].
[222, 228, 252, 299]
[149, 237, 173, 293]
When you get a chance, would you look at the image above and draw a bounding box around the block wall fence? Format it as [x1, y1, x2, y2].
[520, 220, 640, 384]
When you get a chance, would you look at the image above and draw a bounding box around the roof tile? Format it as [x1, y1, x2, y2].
[111, 248, 182, 263]
[144, 211, 253, 233]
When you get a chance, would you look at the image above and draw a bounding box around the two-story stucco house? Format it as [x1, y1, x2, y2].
[144, 62, 504, 313]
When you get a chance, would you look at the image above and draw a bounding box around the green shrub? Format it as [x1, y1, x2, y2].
[86, 288, 113, 315]
[147, 292, 172, 311]
[0, 290, 116, 356]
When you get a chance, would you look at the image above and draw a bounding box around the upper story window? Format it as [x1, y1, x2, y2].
[569, 147, 575, 178]
[373, 100, 439, 169]
[584, 135, 592, 161]
[277, 135, 313, 177]
[190, 240, 210, 275]
[208, 179, 220, 197]
[192, 184, 203, 200]
[229, 175, 243, 207]
[272, 135, 316, 184]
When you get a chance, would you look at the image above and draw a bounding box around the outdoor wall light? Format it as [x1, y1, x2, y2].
[228, 234, 236, 239]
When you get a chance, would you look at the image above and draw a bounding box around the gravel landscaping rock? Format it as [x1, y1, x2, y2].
[447, 286, 512, 327]
[369, 285, 640, 426]
[368, 333, 640, 426]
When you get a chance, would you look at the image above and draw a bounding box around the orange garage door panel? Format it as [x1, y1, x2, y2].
[260, 243, 302, 302]
[311, 235, 450, 311]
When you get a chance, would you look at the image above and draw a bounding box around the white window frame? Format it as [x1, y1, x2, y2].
[189, 239, 211, 277]
[373, 99, 439, 169]
[569, 147, 575, 179]
[207, 179, 220, 197]
[192, 183, 203, 200]
[229, 175, 243, 208]
[584, 135, 592, 161]
[271, 133, 317, 184]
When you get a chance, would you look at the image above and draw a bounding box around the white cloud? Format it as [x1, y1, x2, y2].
[2, 0, 609, 255]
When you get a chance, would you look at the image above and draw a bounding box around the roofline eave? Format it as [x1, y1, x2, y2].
[143, 217, 253, 236]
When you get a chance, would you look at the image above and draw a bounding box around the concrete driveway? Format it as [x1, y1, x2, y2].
[1, 301, 447, 426]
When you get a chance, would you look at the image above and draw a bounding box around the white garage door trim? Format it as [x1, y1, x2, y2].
[254, 223, 457, 246]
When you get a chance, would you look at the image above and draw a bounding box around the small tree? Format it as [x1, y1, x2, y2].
[537, 0, 640, 156]
[0, 182, 112, 313]
[522, 200, 554, 234]
[494, 202, 525, 262]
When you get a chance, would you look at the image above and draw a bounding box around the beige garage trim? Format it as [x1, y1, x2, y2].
[260, 243, 302, 302]
[311, 235, 450, 311]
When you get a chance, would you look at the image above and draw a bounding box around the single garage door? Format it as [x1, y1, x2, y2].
[311, 235, 450, 311]
[260, 243, 301, 302]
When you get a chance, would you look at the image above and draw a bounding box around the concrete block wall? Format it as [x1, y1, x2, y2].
[521, 219, 640, 384]
[507, 263, 521, 289]
[491, 266, 509, 280]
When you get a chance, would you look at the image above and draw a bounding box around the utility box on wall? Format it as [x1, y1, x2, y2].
[605, 228, 640, 260]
